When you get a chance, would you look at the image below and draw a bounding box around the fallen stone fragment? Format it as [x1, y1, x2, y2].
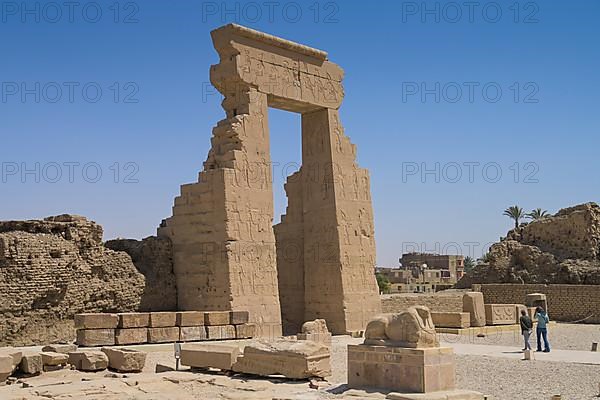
[180, 344, 240, 370]
[41, 352, 68, 367]
[232, 339, 331, 379]
[102, 348, 147, 372]
[67, 351, 109, 371]
[20, 354, 43, 375]
[41, 344, 78, 354]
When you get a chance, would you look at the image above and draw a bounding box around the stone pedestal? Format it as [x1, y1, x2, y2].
[431, 312, 470, 329]
[525, 293, 548, 312]
[348, 345, 455, 393]
[462, 292, 485, 327]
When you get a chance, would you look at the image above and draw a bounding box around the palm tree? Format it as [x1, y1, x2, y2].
[503, 205, 525, 229]
[526, 208, 550, 220]
[463, 256, 476, 273]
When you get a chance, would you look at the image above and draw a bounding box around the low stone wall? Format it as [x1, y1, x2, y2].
[381, 291, 466, 314]
[475, 284, 600, 323]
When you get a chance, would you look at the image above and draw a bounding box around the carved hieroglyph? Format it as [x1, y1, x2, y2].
[159, 24, 381, 335]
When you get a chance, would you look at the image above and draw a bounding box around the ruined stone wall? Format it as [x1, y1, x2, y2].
[0, 216, 178, 346]
[475, 284, 600, 323]
[381, 292, 464, 314]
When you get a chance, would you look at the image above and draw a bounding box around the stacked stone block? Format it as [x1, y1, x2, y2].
[75, 311, 256, 346]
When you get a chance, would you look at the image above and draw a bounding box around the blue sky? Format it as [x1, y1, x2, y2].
[1, 1, 598, 266]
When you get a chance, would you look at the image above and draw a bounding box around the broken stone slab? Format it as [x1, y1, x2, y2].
[297, 332, 332, 347]
[67, 351, 109, 371]
[42, 344, 78, 354]
[232, 339, 331, 379]
[74, 313, 119, 329]
[76, 329, 116, 347]
[149, 312, 177, 327]
[431, 312, 471, 329]
[180, 326, 208, 342]
[206, 325, 236, 340]
[204, 311, 230, 326]
[102, 348, 146, 372]
[20, 354, 43, 375]
[462, 292, 486, 327]
[235, 323, 257, 339]
[41, 352, 69, 366]
[180, 344, 240, 370]
[176, 311, 205, 327]
[484, 304, 516, 325]
[0, 348, 23, 381]
[115, 328, 148, 345]
[118, 312, 149, 328]
[386, 390, 484, 399]
[230, 311, 249, 325]
[148, 327, 180, 343]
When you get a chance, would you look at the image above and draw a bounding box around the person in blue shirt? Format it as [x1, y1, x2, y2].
[535, 306, 550, 352]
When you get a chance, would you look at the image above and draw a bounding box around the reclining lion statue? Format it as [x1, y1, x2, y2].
[364, 305, 438, 348]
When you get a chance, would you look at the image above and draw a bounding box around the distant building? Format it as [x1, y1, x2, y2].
[375, 253, 465, 294]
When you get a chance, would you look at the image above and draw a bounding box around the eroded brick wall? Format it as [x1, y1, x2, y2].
[381, 291, 465, 314]
[476, 284, 600, 323]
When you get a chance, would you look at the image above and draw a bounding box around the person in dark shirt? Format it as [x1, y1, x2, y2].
[519, 309, 533, 351]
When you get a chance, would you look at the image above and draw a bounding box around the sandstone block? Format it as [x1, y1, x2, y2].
[74, 313, 119, 329]
[484, 304, 516, 325]
[525, 293, 548, 311]
[235, 323, 257, 339]
[462, 292, 485, 327]
[118, 313, 149, 328]
[301, 319, 329, 334]
[348, 345, 455, 393]
[180, 326, 208, 342]
[230, 311, 249, 325]
[102, 348, 147, 372]
[115, 328, 148, 345]
[67, 351, 108, 371]
[431, 312, 471, 329]
[0, 348, 22, 381]
[204, 311, 230, 326]
[148, 327, 180, 343]
[20, 354, 42, 375]
[149, 312, 177, 327]
[206, 325, 236, 340]
[180, 345, 240, 370]
[176, 311, 205, 327]
[41, 352, 68, 366]
[232, 339, 330, 379]
[77, 329, 116, 347]
[42, 344, 77, 354]
[297, 332, 332, 347]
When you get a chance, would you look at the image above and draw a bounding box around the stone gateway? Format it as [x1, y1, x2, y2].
[159, 24, 381, 335]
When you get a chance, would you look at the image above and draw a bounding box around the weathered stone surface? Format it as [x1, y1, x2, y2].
[235, 323, 257, 339]
[204, 312, 230, 326]
[484, 304, 516, 325]
[431, 312, 471, 329]
[462, 292, 485, 327]
[41, 351, 68, 366]
[230, 311, 249, 325]
[76, 329, 115, 347]
[206, 325, 236, 340]
[180, 326, 208, 342]
[387, 390, 484, 399]
[148, 327, 179, 343]
[180, 345, 240, 370]
[115, 328, 147, 345]
[118, 313, 149, 328]
[42, 344, 78, 354]
[149, 312, 177, 328]
[159, 24, 380, 337]
[0, 348, 22, 381]
[102, 348, 146, 372]
[232, 339, 330, 378]
[525, 293, 548, 311]
[364, 307, 438, 348]
[74, 313, 119, 329]
[176, 312, 205, 327]
[67, 351, 108, 371]
[457, 203, 600, 287]
[0, 215, 145, 346]
[298, 319, 331, 346]
[297, 332, 332, 347]
[19, 354, 42, 375]
[348, 345, 455, 393]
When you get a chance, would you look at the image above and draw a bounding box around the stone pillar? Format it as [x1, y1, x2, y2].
[160, 86, 282, 337]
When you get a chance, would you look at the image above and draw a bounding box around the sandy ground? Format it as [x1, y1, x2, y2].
[441, 323, 600, 351]
[1, 334, 599, 399]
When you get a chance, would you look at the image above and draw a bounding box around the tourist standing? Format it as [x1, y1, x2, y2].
[519, 309, 533, 351]
[535, 306, 550, 352]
